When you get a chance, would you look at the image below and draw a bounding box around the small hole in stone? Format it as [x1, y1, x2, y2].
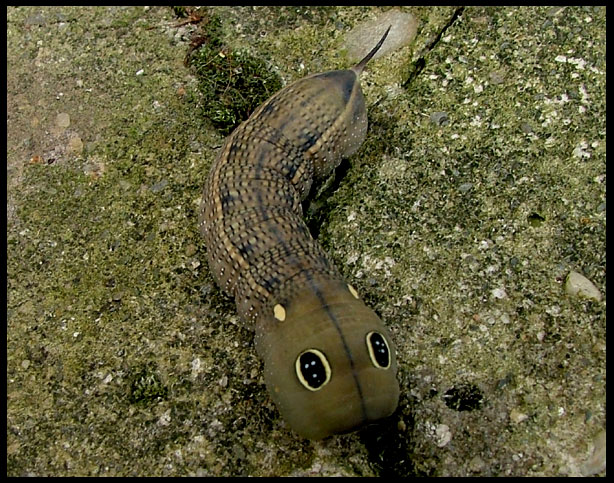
[443, 383, 484, 411]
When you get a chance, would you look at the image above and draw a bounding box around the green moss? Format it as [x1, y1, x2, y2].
[128, 365, 169, 404]
[171, 6, 188, 18]
[252, 6, 339, 30]
[187, 14, 283, 134]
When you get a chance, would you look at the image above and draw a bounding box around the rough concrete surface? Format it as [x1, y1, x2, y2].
[7, 6, 605, 476]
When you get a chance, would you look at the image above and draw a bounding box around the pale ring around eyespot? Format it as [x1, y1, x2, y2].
[295, 349, 332, 391]
[347, 284, 360, 299]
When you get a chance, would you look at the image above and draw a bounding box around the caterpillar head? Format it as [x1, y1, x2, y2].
[254, 279, 399, 440]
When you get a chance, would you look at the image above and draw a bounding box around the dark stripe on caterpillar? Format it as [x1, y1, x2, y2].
[305, 273, 369, 424]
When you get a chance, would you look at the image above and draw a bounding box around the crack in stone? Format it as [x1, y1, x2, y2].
[403, 6, 466, 87]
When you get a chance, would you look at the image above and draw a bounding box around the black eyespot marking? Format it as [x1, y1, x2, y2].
[366, 331, 391, 369]
[295, 349, 331, 391]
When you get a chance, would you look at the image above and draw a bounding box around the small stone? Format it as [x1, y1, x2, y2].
[83, 158, 106, 179]
[489, 70, 506, 85]
[219, 375, 228, 387]
[565, 271, 602, 301]
[581, 429, 606, 476]
[232, 444, 246, 460]
[509, 408, 528, 424]
[56, 112, 70, 128]
[435, 424, 452, 447]
[344, 9, 418, 63]
[158, 409, 171, 426]
[25, 12, 46, 25]
[68, 136, 84, 155]
[21, 359, 31, 370]
[468, 455, 486, 473]
[459, 182, 473, 193]
[430, 111, 449, 126]
[185, 244, 197, 257]
[150, 179, 168, 193]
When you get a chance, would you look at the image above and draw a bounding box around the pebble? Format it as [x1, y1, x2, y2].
[430, 111, 449, 126]
[509, 408, 528, 424]
[56, 112, 70, 128]
[458, 182, 473, 193]
[468, 455, 486, 473]
[158, 409, 172, 426]
[185, 244, 197, 257]
[83, 157, 106, 179]
[344, 9, 419, 63]
[434, 424, 452, 447]
[68, 136, 84, 155]
[564, 271, 602, 302]
[580, 429, 606, 476]
[150, 179, 168, 193]
[489, 70, 506, 85]
[25, 12, 46, 26]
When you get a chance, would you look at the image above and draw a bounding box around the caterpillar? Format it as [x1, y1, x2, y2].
[199, 26, 399, 440]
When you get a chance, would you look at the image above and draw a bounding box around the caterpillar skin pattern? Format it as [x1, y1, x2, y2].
[199, 27, 399, 440]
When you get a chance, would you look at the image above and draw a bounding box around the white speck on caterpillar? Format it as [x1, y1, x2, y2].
[273, 303, 286, 322]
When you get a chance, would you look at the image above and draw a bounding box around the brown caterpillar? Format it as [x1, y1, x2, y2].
[199, 27, 399, 440]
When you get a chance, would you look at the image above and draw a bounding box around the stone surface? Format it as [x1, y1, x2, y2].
[7, 6, 605, 477]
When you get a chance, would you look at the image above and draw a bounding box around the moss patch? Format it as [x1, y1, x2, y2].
[128, 365, 169, 404]
[187, 12, 283, 134]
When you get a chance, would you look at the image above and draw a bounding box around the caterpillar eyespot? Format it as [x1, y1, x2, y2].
[295, 349, 332, 391]
[366, 331, 392, 369]
[199, 26, 399, 440]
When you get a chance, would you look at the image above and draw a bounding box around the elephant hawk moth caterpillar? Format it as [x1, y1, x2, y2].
[199, 26, 399, 440]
